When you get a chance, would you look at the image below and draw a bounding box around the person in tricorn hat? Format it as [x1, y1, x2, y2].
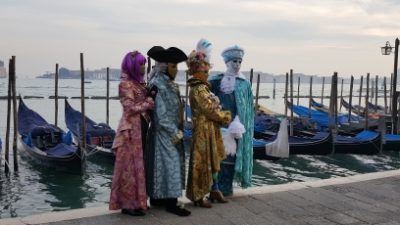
[145, 46, 191, 216]
[185, 39, 231, 208]
[109, 51, 154, 216]
[208, 44, 254, 197]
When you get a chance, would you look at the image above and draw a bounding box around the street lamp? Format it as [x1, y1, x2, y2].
[381, 38, 399, 134]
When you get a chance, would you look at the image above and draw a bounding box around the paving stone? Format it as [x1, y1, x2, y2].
[303, 216, 338, 225]
[343, 192, 399, 212]
[342, 209, 388, 224]
[324, 212, 362, 224]
[233, 196, 270, 215]
[375, 222, 400, 225]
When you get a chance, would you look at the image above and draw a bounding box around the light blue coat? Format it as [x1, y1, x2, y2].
[146, 73, 186, 199]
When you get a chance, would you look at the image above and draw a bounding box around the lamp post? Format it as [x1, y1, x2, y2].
[381, 38, 399, 134]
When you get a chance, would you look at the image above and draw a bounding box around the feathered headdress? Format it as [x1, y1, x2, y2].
[187, 38, 213, 74]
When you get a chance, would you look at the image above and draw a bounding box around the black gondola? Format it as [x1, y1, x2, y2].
[64, 99, 115, 162]
[310, 98, 330, 113]
[253, 131, 333, 160]
[18, 99, 84, 174]
[334, 130, 381, 155]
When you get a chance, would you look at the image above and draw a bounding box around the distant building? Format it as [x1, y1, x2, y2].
[0, 60, 7, 78]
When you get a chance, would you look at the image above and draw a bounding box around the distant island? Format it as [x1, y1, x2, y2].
[36, 67, 392, 84]
[36, 67, 339, 84]
[37, 67, 121, 81]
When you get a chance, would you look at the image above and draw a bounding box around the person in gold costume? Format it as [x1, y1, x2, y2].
[186, 39, 232, 208]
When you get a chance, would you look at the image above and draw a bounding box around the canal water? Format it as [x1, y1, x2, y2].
[0, 77, 399, 218]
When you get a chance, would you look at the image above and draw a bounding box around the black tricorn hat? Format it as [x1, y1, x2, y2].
[147, 46, 188, 63]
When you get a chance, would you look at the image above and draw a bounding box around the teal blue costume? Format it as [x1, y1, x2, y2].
[146, 72, 185, 199]
[209, 74, 254, 195]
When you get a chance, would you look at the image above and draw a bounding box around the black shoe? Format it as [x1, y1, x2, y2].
[166, 205, 191, 217]
[150, 198, 166, 207]
[121, 208, 145, 216]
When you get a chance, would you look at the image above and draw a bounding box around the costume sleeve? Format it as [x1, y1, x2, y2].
[154, 89, 179, 137]
[193, 86, 231, 125]
[119, 80, 154, 116]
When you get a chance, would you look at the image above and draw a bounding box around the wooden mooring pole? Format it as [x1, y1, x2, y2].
[297, 76, 300, 105]
[11, 56, 18, 171]
[348, 76, 354, 124]
[384, 77, 388, 114]
[80, 53, 87, 171]
[321, 77, 325, 104]
[255, 74, 260, 110]
[284, 72, 289, 117]
[365, 73, 370, 130]
[106, 67, 110, 125]
[358, 76, 364, 116]
[308, 76, 313, 118]
[392, 38, 399, 134]
[339, 78, 344, 111]
[375, 75, 379, 112]
[273, 78, 276, 99]
[329, 73, 338, 130]
[389, 73, 393, 114]
[4, 58, 12, 174]
[55, 63, 59, 126]
[290, 69, 294, 136]
[250, 68, 253, 85]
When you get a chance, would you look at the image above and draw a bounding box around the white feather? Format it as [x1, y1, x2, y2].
[196, 38, 212, 63]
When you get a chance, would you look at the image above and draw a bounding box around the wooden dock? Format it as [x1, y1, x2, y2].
[2, 169, 400, 225]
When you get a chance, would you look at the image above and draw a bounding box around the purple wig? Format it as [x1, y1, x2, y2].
[121, 51, 147, 83]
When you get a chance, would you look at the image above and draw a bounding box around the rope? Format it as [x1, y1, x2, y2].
[85, 145, 101, 157]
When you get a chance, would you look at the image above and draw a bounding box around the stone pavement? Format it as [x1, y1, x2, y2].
[2, 170, 400, 225]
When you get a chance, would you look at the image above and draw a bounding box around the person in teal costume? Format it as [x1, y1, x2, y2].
[145, 46, 191, 217]
[208, 45, 254, 196]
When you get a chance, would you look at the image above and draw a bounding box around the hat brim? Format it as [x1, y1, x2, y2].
[147, 46, 188, 63]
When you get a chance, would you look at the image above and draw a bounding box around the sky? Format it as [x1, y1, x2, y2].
[0, 0, 399, 78]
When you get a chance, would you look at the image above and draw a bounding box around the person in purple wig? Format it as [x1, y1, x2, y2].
[109, 50, 154, 216]
[121, 51, 147, 83]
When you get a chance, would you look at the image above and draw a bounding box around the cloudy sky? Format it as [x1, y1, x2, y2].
[0, 0, 399, 78]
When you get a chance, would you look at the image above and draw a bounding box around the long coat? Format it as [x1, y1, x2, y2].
[186, 77, 231, 201]
[146, 73, 186, 199]
[109, 73, 154, 210]
[209, 74, 254, 188]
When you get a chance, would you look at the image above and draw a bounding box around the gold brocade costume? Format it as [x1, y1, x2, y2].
[186, 76, 231, 202]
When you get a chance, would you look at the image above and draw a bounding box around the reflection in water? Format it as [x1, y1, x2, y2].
[0, 155, 114, 218]
[252, 151, 400, 187]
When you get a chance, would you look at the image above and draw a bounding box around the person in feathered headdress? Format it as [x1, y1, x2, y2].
[185, 39, 232, 207]
[208, 44, 254, 196]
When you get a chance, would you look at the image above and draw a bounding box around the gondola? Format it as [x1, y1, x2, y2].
[289, 102, 379, 135]
[310, 98, 329, 113]
[340, 98, 383, 119]
[18, 99, 84, 174]
[334, 130, 381, 155]
[253, 130, 333, 159]
[383, 134, 400, 151]
[64, 99, 115, 162]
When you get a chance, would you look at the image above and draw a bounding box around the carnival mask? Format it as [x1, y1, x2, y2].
[167, 63, 178, 80]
